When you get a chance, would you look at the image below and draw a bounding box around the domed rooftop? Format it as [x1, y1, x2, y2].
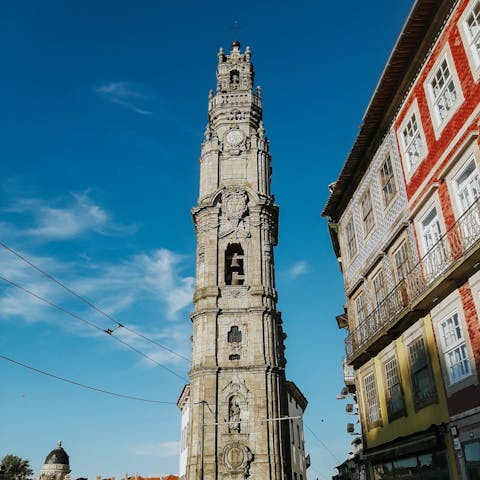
[44, 441, 69, 465]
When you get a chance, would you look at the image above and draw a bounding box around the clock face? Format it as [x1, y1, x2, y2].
[226, 129, 244, 146]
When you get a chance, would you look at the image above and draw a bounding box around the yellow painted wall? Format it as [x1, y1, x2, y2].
[360, 316, 448, 447]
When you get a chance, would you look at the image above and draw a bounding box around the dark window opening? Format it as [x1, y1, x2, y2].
[229, 354, 240, 361]
[228, 326, 242, 343]
[225, 244, 245, 285]
[230, 70, 240, 84]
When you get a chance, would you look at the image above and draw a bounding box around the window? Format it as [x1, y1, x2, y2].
[345, 218, 358, 260]
[372, 269, 386, 306]
[384, 357, 405, 420]
[364, 372, 381, 427]
[230, 70, 240, 84]
[393, 241, 410, 282]
[439, 312, 471, 383]
[229, 354, 240, 361]
[408, 336, 437, 409]
[374, 451, 450, 480]
[454, 157, 480, 214]
[361, 189, 375, 235]
[463, 1, 480, 68]
[227, 326, 242, 343]
[401, 113, 425, 172]
[428, 56, 460, 126]
[355, 292, 368, 323]
[464, 440, 480, 479]
[297, 424, 301, 448]
[379, 156, 397, 206]
[355, 292, 368, 342]
[421, 207, 442, 251]
[291, 419, 294, 444]
[420, 207, 446, 277]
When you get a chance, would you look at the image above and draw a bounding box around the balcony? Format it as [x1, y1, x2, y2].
[343, 358, 355, 385]
[346, 197, 480, 368]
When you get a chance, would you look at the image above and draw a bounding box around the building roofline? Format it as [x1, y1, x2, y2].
[322, 0, 457, 221]
[285, 380, 308, 411]
[176, 383, 190, 409]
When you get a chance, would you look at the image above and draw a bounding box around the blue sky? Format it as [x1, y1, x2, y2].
[0, 2, 414, 479]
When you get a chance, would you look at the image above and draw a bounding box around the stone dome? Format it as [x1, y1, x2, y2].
[44, 442, 69, 466]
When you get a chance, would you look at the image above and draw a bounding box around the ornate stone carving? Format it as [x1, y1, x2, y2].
[226, 286, 249, 298]
[219, 189, 250, 239]
[196, 216, 219, 234]
[198, 245, 205, 263]
[223, 442, 254, 477]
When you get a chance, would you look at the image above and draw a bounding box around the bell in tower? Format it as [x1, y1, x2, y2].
[177, 41, 308, 480]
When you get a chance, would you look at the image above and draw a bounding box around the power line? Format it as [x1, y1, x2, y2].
[304, 423, 341, 463]
[0, 353, 176, 405]
[0, 273, 188, 383]
[0, 240, 190, 363]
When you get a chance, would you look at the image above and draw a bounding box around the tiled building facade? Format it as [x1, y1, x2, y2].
[324, 1, 480, 478]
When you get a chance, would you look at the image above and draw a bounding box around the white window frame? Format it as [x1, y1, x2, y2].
[453, 154, 480, 215]
[459, 0, 480, 82]
[418, 203, 448, 279]
[420, 206, 443, 253]
[397, 100, 428, 178]
[439, 311, 472, 384]
[431, 290, 478, 395]
[424, 46, 464, 137]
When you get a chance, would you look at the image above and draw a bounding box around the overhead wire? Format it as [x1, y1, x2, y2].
[0, 353, 176, 404]
[0, 273, 188, 383]
[304, 422, 341, 463]
[0, 240, 191, 363]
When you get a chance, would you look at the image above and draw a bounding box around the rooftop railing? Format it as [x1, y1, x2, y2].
[346, 196, 480, 363]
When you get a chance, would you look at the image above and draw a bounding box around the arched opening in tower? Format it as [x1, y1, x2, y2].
[225, 243, 245, 285]
[230, 69, 240, 85]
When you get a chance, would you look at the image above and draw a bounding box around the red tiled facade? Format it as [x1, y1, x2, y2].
[394, 0, 480, 477]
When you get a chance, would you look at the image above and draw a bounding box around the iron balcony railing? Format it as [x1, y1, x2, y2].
[346, 196, 480, 361]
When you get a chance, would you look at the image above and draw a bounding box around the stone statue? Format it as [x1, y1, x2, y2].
[229, 397, 241, 432]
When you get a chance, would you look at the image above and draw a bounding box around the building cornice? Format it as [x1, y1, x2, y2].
[322, 0, 458, 221]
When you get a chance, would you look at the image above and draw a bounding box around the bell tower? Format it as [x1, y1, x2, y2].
[179, 41, 307, 480]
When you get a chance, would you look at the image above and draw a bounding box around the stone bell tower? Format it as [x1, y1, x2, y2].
[181, 41, 307, 480]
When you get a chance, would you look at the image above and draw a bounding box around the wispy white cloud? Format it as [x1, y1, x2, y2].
[286, 260, 309, 279]
[0, 189, 193, 367]
[130, 441, 179, 457]
[3, 191, 137, 240]
[95, 82, 153, 115]
[0, 245, 194, 365]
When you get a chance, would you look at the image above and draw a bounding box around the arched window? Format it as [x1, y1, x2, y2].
[225, 244, 245, 285]
[230, 70, 240, 84]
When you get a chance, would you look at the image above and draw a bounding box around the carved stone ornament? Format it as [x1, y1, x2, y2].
[196, 216, 219, 234]
[227, 286, 249, 298]
[219, 189, 250, 239]
[223, 442, 254, 476]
